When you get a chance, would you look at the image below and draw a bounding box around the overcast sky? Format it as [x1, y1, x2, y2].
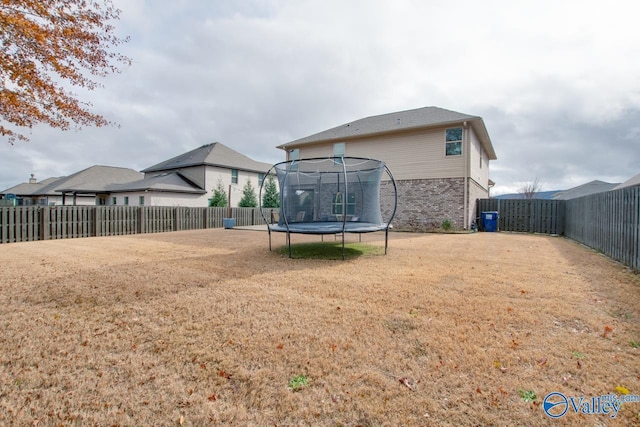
[2, 0, 639, 195]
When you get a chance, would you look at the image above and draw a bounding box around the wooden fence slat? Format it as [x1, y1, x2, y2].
[0, 208, 6, 243]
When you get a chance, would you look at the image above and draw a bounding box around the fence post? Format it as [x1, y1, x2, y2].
[94, 207, 100, 237]
[173, 207, 178, 231]
[203, 207, 208, 229]
[41, 207, 49, 240]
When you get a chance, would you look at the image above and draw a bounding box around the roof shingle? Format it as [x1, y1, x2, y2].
[142, 142, 272, 173]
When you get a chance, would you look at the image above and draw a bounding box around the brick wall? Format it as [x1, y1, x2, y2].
[382, 178, 466, 231]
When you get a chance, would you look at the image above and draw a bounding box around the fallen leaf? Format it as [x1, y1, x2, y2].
[208, 393, 217, 401]
[399, 377, 417, 391]
[615, 386, 630, 395]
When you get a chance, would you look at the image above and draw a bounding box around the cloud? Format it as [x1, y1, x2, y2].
[2, 0, 639, 195]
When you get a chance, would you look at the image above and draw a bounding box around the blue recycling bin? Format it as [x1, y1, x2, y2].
[481, 211, 499, 232]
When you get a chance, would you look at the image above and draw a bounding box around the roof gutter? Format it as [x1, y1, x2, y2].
[463, 121, 469, 229]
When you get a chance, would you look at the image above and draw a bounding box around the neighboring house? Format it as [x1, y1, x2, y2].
[1, 143, 272, 207]
[1, 175, 65, 206]
[1, 166, 143, 206]
[118, 142, 273, 207]
[552, 180, 620, 200]
[277, 106, 497, 230]
[494, 190, 561, 200]
[613, 172, 640, 190]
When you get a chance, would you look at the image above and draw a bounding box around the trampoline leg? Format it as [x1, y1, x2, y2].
[341, 231, 345, 260]
[385, 229, 389, 254]
[268, 229, 272, 251]
[287, 231, 292, 258]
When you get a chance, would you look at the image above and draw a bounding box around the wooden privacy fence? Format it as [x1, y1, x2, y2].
[0, 206, 272, 244]
[476, 199, 565, 235]
[478, 187, 640, 270]
[565, 186, 640, 271]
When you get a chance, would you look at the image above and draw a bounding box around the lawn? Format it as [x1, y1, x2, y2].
[0, 229, 638, 426]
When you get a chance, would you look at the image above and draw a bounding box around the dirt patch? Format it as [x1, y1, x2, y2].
[0, 230, 638, 425]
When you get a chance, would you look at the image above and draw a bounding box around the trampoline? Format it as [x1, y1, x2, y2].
[259, 157, 398, 259]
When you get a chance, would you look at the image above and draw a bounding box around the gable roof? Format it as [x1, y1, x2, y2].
[51, 165, 143, 193]
[107, 172, 206, 194]
[142, 142, 272, 174]
[552, 180, 620, 200]
[1, 176, 65, 196]
[278, 106, 497, 160]
[613, 172, 640, 190]
[2, 166, 142, 196]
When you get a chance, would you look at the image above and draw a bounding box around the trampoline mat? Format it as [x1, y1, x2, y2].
[268, 221, 388, 235]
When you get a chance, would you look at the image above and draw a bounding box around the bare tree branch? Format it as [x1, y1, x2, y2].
[519, 177, 543, 199]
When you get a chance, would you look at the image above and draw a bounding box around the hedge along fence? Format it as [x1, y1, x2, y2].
[0, 206, 271, 244]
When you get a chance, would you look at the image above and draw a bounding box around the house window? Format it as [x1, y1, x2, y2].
[445, 127, 463, 156]
[333, 142, 345, 165]
[289, 148, 299, 161]
[231, 169, 238, 184]
[112, 197, 117, 205]
[332, 192, 356, 216]
[258, 173, 265, 186]
[124, 196, 129, 206]
[139, 196, 144, 206]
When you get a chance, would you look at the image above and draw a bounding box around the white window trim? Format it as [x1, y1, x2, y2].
[445, 127, 463, 156]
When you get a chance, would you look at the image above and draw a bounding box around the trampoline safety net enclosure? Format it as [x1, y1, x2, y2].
[259, 157, 398, 259]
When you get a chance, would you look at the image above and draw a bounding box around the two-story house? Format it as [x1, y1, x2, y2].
[277, 106, 497, 230]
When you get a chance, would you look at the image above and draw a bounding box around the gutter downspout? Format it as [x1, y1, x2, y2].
[463, 121, 469, 229]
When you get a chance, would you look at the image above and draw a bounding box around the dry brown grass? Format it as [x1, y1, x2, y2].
[0, 229, 638, 426]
